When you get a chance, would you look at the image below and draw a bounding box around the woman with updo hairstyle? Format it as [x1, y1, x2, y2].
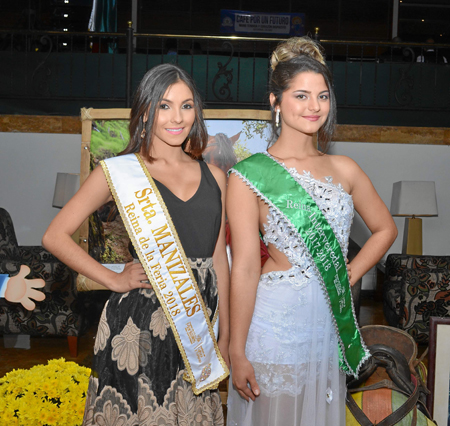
[268, 37, 337, 153]
[226, 37, 397, 425]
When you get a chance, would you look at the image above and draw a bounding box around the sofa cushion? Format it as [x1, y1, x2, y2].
[383, 254, 450, 330]
[401, 268, 450, 344]
[385, 254, 450, 283]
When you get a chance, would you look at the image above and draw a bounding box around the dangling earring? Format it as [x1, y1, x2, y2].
[141, 128, 146, 139]
[275, 109, 280, 127]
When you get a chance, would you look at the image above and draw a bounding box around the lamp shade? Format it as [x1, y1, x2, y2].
[52, 173, 80, 208]
[390, 181, 438, 217]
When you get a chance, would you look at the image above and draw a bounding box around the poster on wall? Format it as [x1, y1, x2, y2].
[220, 9, 305, 36]
[88, 117, 272, 264]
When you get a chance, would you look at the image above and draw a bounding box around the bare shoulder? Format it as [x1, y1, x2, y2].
[327, 154, 366, 179]
[226, 169, 259, 205]
[80, 163, 112, 201]
[327, 154, 360, 171]
[85, 163, 109, 186]
[325, 154, 369, 194]
[205, 162, 227, 189]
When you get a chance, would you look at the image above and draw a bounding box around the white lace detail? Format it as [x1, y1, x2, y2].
[227, 154, 364, 424]
[260, 154, 370, 378]
[262, 159, 354, 264]
[229, 154, 357, 397]
[244, 270, 340, 397]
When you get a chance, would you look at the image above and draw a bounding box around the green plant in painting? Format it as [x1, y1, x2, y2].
[233, 140, 252, 162]
[90, 120, 131, 264]
[241, 120, 270, 142]
[91, 120, 130, 160]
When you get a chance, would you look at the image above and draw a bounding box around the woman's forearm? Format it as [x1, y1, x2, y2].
[349, 226, 397, 285]
[229, 264, 260, 359]
[40, 165, 148, 292]
[214, 251, 230, 340]
[226, 172, 262, 360]
[42, 230, 118, 289]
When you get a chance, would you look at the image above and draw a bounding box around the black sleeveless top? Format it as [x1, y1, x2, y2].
[153, 161, 221, 258]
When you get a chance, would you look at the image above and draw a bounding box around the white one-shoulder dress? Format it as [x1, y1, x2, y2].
[227, 158, 355, 426]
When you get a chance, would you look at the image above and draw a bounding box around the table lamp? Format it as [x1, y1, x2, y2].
[52, 172, 80, 208]
[52, 172, 80, 243]
[390, 181, 438, 255]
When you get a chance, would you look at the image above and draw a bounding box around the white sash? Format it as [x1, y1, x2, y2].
[101, 153, 229, 394]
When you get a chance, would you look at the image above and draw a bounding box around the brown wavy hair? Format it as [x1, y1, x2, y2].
[120, 63, 208, 161]
[269, 37, 336, 153]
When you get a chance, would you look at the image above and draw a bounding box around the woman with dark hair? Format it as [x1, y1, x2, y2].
[226, 37, 397, 425]
[43, 63, 230, 425]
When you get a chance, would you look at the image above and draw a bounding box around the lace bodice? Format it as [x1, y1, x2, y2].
[260, 153, 354, 286]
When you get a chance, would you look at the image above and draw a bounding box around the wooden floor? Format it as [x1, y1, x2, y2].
[0, 293, 389, 379]
[0, 293, 426, 423]
[0, 295, 426, 426]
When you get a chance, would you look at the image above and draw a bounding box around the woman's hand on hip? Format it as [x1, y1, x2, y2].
[110, 261, 152, 292]
[346, 258, 353, 286]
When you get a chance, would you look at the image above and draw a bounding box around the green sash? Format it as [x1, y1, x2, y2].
[230, 152, 369, 376]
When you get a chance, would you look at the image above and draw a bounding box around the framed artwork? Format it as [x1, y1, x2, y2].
[77, 108, 273, 287]
[427, 316, 450, 426]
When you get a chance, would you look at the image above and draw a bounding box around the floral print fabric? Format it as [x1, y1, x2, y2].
[83, 258, 223, 425]
[383, 254, 450, 344]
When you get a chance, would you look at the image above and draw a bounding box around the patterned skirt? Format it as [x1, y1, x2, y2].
[83, 258, 224, 426]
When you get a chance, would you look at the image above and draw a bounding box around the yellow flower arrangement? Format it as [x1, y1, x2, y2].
[0, 358, 90, 426]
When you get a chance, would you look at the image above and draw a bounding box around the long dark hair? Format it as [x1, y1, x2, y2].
[269, 37, 337, 153]
[121, 63, 208, 160]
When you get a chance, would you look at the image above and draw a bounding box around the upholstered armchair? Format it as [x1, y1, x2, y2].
[383, 253, 450, 344]
[0, 207, 89, 356]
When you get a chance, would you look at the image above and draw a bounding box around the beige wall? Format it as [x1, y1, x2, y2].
[1, 116, 449, 291]
[329, 141, 450, 290]
[0, 132, 81, 245]
[329, 141, 450, 258]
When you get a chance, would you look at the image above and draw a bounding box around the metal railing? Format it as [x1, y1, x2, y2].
[1, 28, 449, 126]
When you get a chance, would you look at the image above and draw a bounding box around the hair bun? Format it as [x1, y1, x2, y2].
[270, 36, 325, 70]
